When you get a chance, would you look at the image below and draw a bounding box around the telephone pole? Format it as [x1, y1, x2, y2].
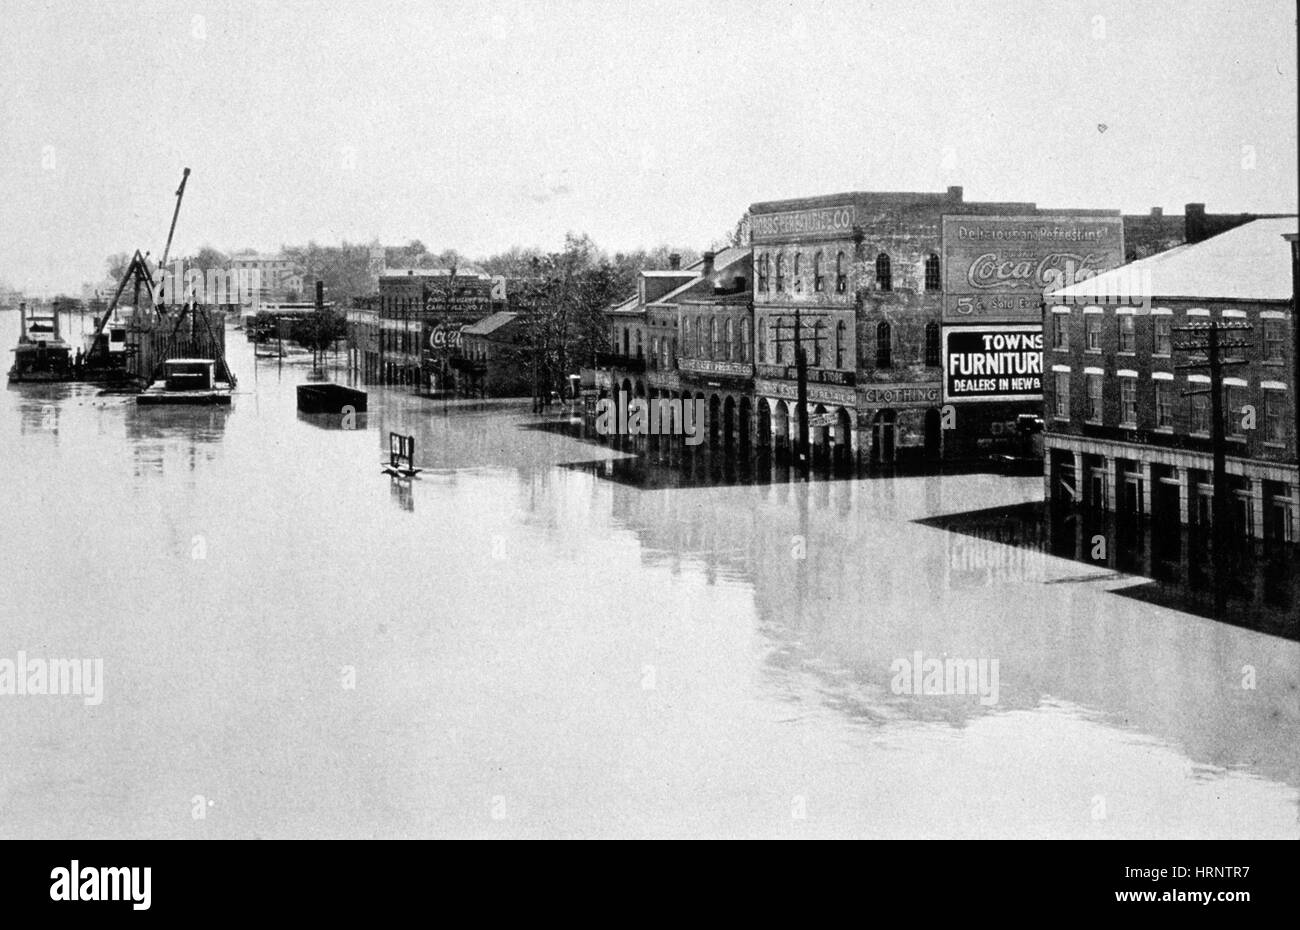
[1174, 319, 1253, 543]
[771, 309, 829, 480]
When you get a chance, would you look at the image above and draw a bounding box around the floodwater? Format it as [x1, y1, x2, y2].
[1, 309, 1297, 839]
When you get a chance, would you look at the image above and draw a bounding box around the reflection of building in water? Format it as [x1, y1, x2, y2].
[1044, 218, 1299, 542]
[578, 472, 1299, 782]
[125, 405, 228, 475]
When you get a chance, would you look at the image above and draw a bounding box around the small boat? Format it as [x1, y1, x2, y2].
[8, 303, 73, 382]
[136, 358, 233, 405]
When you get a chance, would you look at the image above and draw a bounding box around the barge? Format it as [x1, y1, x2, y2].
[136, 359, 233, 406]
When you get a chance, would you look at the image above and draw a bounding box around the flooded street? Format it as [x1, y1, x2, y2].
[2, 310, 1297, 839]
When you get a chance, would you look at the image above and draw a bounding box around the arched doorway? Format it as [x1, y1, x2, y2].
[811, 404, 831, 467]
[773, 400, 789, 458]
[723, 396, 737, 450]
[708, 395, 722, 447]
[924, 407, 942, 460]
[872, 409, 896, 465]
[756, 399, 771, 452]
[834, 407, 853, 469]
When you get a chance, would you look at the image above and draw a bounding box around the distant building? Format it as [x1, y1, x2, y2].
[1122, 203, 1293, 262]
[456, 311, 528, 396]
[1043, 217, 1298, 541]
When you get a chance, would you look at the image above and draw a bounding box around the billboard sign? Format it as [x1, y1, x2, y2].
[942, 215, 1124, 322]
[751, 205, 856, 243]
[943, 325, 1043, 403]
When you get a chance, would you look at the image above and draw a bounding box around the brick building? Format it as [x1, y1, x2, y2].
[1122, 203, 1293, 262]
[749, 188, 1123, 465]
[1043, 217, 1298, 541]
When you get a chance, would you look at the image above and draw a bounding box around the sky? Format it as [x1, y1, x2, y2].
[0, 0, 1296, 293]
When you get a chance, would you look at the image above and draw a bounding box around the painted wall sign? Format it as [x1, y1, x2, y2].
[754, 379, 855, 407]
[859, 382, 942, 407]
[755, 364, 855, 386]
[751, 205, 856, 242]
[427, 323, 464, 350]
[943, 325, 1044, 403]
[942, 215, 1124, 323]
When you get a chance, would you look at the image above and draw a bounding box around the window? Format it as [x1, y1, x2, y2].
[709, 318, 718, 359]
[724, 318, 734, 361]
[924, 253, 941, 291]
[1085, 314, 1101, 351]
[1120, 378, 1137, 425]
[1264, 319, 1286, 361]
[682, 318, 692, 357]
[1265, 391, 1286, 442]
[670, 338, 677, 368]
[836, 320, 847, 369]
[1086, 374, 1103, 421]
[776, 319, 786, 364]
[1055, 372, 1071, 418]
[1053, 313, 1070, 350]
[813, 252, 825, 292]
[775, 254, 785, 293]
[634, 329, 643, 358]
[925, 322, 941, 367]
[1155, 381, 1173, 428]
[1190, 392, 1210, 434]
[793, 254, 802, 291]
[1154, 316, 1172, 355]
[740, 319, 751, 362]
[650, 336, 659, 368]
[836, 252, 848, 293]
[875, 321, 892, 368]
[695, 316, 704, 357]
[758, 319, 767, 363]
[812, 320, 824, 366]
[1226, 385, 1248, 436]
[875, 253, 890, 292]
[622, 328, 630, 356]
[1118, 314, 1135, 352]
[757, 254, 768, 292]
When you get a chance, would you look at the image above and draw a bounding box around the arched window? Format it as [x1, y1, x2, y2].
[622, 328, 630, 356]
[876, 253, 892, 292]
[696, 316, 704, 357]
[812, 320, 824, 366]
[757, 253, 768, 292]
[758, 318, 767, 363]
[836, 252, 847, 293]
[724, 318, 734, 360]
[775, 254, 785, 293]
[670, 338, 677, 368]
[634, 329, 643, 358]
[741, 319, 751, 362]
[793, 254, 802, 291]
[709, 318, 718, 358]
[836, 320, 847, 369]
[682, 318, 692, 357]
[925, 322, 941, 367]
[776, 319, 786, 364]
[650, 336, 659, 368]
[924, 253, 941, 291]
[813, 252, 824, 292]
[876, 320, 892, 368]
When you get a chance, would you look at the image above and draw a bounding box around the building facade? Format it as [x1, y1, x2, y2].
[1043, 217, 1298, 541]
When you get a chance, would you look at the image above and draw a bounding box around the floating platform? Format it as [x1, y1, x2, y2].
[297, 382, 367, 414]
[136, 359, 233, 406]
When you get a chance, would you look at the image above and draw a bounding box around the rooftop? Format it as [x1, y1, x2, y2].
[1048, 216, 1299, 302]
[462, 311, 521, 336]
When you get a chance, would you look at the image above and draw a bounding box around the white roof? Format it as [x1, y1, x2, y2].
[1048, 217, 1298, 302]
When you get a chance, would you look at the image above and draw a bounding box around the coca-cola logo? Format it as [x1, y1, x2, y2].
[966, 252, 1105, 290]
[428, 324, 463, 350]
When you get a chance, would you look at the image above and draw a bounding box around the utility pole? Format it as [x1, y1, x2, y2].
[1285, 233, 1299, 467]
[1174, 319, 1253, 543]
[770, 308, 829, 480]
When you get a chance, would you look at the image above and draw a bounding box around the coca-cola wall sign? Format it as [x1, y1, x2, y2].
[426, 323, 465, 351]
[941, 215, 1124, 323]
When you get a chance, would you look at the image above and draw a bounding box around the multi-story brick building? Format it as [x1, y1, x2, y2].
[749, 188, 1124, 465]
[1043, 217, 1298, 541]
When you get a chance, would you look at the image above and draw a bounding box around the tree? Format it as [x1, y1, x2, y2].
[290, 308, 349, 369]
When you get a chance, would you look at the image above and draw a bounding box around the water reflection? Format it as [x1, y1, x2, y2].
[918, 501, 1299, 642]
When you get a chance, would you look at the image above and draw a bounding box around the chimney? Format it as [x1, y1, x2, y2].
[315, 280, 324, 310]
[668, 253, 681, 270]
[1150, 207, 1163, 218]
[1185, 203, 1207, 244]
[702, 251, 716, 277]
[947, 185, 964, 202]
